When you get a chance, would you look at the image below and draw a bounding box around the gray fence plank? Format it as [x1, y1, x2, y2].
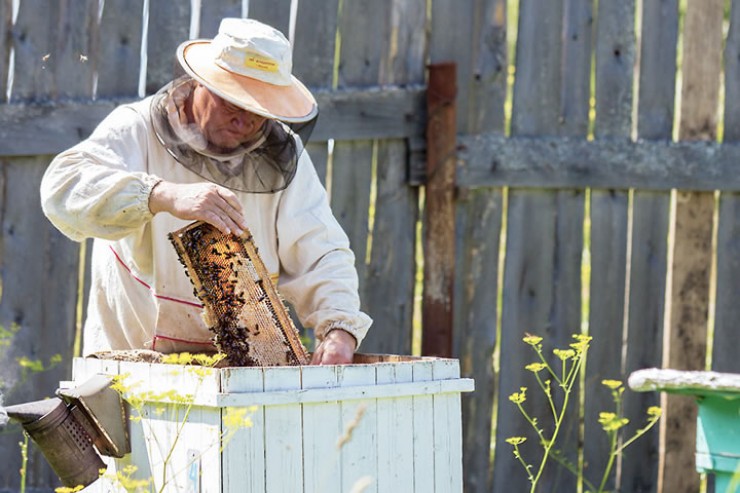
[146, 0, 190, 95]
[438, 0, 507, 490]
[714, 194, 740, 373]
[247, 0, 290, 37]
[361, 139, 417, 354]
[332, 0, 391, 323]
[458, 135, 740, 192]
[0, 157, 80, 492]
[8, 0, 61, 101]
[429, 0, 474, 133]
[494, 3, 566, 493]
[714, 0, 740, 375]
[453, 188, 501, 493]
[96, 0, 144, 98]
[0, 87, 425, 156]
[293, 0, 339, 89]
[0, 0, 9, 103]
[199, 0, 242, 39]
[360, 0, 424, 356]
[584, 2, 635, 488]
[622, 3, 678, 492]
[53, 0, 96, 99]
[493, 0, 585, 491]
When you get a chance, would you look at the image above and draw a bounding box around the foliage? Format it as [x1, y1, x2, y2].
[505, 333, 662, 493]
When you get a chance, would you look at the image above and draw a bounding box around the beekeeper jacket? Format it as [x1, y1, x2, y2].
[40, 97, 372, 354]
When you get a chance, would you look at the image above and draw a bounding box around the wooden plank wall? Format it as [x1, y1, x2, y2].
[1, 1, 739, 492]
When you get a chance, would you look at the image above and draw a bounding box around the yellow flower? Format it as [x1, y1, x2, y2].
[523, 334, 543, 346]
[647, 406, 662, 418]
[509, 387, 528, 404]
[506, 436, 527, 446]
[553, 349, 576, 361]
[598, 412, 629, 431]
[525, 362, 547, 373]
[601, 379, 623, 390]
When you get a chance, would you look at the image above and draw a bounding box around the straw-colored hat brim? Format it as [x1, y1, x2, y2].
[177, 40, 318, 123]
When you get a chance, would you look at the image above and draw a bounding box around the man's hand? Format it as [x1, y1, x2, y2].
[149, 181, 248, 235]
[311, 329, 356, 365]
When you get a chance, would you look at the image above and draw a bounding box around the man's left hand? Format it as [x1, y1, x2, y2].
[311, 329, 356, 365]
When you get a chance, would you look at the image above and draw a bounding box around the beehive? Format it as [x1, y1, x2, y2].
[169, 221, 308, 366]
[69, 354, 474, 493]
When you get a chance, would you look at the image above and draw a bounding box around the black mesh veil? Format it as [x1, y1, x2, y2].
[150, 76, 317, 193]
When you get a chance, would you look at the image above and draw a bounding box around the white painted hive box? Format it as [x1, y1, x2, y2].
[70, 354, 474, 493]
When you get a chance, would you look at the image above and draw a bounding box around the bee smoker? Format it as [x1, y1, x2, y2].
[2, 374, 130, 488]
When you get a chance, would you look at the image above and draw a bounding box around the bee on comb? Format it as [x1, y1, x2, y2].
[169, 221, 309, 366]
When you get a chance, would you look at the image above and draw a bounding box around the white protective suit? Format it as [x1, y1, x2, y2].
[40, 92, 372, 355]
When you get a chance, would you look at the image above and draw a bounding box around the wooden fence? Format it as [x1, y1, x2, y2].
[0, 0, 738, 492]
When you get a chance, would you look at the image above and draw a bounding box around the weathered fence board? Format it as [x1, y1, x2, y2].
[146, 0, 190, 95]
[458, 135, 740, 192]
[583, 1, 635, 488]
[664, 3, 722, 493]
[332, 0, 391, 308]
[95, 0, 144, 98]
[493, 1, 583, 492]
[0, 158, 80, 492]
[0, 0, 9, 103]
[292, 0, 340, 185]
[248, 0, 290, 40]
[627, 2, 678, 492]
[199, 0, 242, 39]
[447, 2, 507, 490]
[453, 188, 501, 493]
[714, 0, 740, 376]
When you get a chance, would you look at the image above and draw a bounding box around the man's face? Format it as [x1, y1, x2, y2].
[190, 84, 267, 152]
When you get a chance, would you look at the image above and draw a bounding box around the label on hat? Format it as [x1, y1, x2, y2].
[244, 54, 279, 73]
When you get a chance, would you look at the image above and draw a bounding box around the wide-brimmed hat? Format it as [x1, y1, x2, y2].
[177, 18, 317, 123]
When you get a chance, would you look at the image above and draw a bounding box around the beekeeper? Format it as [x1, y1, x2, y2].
[39, 18, 371, 365]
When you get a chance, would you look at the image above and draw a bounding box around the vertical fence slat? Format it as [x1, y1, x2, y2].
[363, 140, 417, 353]
[146, 0, 191, 95]
[585, 0, 635, 489]
[627, 2, 678, 493]
[663, 3, 723, 493]
[361, 0, 424, 355]
[199, 0, 242, 39]
[54, 0, 96, 99]
[446, 1, 507, 491]
[494, 2, 565, 491]
[0, 158, 80, 492]
[493, 0, 586, 491]
[0, 0, 9, 102]
[454, 187, 501, 493]
[714, 0, 740, 375]
[247, 1, 290, 37]
[332, 0, 391, 304]
[8, 0, 60, 101]
[0, 2, 88, 490]
[95, 0, 144, 99]
[293, 0, 340, 185]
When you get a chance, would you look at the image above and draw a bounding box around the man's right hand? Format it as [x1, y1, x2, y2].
[148, 181, 248, 235]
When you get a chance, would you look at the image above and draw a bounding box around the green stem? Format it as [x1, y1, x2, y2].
[19, 433, 28, 493]
[535, 372, 557, 420]
[598, 430, 618, 492]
